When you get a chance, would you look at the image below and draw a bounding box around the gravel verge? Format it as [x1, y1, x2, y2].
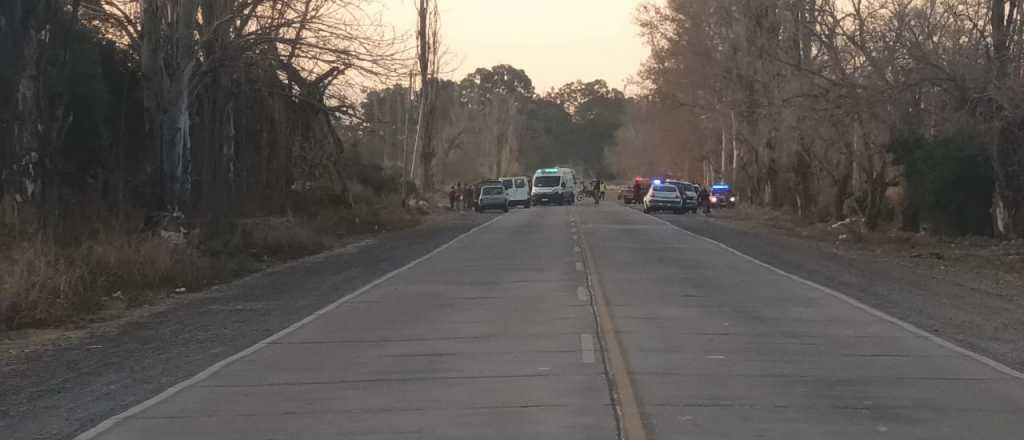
[0, 213, 490, 440]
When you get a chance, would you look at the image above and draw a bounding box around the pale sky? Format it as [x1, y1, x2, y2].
[373, 0, 649, 93]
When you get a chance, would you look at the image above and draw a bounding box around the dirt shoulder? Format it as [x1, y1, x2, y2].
[0, 212, 491, 440]
[656, 207, 1024, 372]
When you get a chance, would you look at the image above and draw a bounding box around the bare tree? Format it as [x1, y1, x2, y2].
[411, 0, 442, 190]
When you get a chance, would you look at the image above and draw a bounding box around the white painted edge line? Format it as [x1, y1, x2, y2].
[581, 333, 596, 363]
[73, 215, 505, 440]
[576, 262, 585, 272]
[642, 211, 1024, 381]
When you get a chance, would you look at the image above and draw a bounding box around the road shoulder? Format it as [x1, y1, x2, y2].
[651, 207, 1024, 373]
[0, 213, 491, 440]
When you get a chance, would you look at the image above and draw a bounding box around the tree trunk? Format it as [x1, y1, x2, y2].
[199, 0, 238, 231]
[988, 0, 1021, 238]
[415, 0, 437, 191]
[833, 169, 851, 222]
[142, 0, 197, 215]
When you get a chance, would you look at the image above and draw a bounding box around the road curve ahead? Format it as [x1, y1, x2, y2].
[78, 203, 1024, 439]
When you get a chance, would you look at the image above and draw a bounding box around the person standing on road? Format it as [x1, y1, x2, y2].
[449, 185, 458, 210]
[455, 183, 463, 211]
[698, 185, 711, 214]
[464, 184, 475, 211]
[633, 181, 642, 205]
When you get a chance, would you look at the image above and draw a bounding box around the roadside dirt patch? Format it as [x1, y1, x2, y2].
[711, 207, 1024, 298]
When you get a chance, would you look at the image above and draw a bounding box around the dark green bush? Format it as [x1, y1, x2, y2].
[891, 133, 994, 236]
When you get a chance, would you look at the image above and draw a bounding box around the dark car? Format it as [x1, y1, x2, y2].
[710, 184, 737, 208]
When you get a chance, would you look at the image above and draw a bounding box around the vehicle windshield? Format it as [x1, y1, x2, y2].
[652, 185, 677, 193]
[482, 187, 504, 196]
[534, 176, 561, 188]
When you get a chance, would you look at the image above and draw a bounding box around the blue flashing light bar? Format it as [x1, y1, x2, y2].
[711, 184, 731, 191]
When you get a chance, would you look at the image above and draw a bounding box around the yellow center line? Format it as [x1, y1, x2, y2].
[575, 211, 649, 440]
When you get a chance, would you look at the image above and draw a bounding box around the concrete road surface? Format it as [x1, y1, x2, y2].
[78, 204, 1024, 439]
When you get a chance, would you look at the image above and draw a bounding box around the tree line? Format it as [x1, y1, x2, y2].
[1, 0, 405, 239]
[625, 0, 1024, 238]
[1, 1, 629, 241]
[358, 67, 627, 186]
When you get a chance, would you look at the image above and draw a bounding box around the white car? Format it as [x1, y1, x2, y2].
[665, 179, 699, 213]
[477, 185, 510, 213]
[500, 176, 531, 208]
[643, 184, 685, 214]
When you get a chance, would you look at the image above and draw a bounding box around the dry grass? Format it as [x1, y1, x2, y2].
[0, 197, 427, 331]
[0, 235, 235, 330]
[238, 218, 331, 259]
[0, 239, 96, 330]
[83, 236, 231, 302]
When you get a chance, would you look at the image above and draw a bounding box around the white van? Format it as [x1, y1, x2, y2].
[500, 176, 532, 208]
[531, 167, 577, 205]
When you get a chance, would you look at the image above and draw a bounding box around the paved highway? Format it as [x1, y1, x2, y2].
[79, 204, 1024, 439]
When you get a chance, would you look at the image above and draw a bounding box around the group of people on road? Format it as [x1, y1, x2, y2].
[448, 183, 478, 211]
[582, 179, 606, 204]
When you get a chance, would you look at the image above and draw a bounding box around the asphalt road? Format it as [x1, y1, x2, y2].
[74, 203, 1024, 439]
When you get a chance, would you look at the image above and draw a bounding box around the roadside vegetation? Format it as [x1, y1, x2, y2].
[0, 1, 629, 331]
[0, 193, 422, 330]
[622, 0, 1024, 239]
[0, 1, 429, 330]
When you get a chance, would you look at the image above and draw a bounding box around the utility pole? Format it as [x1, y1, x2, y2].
[731, 110, 738, 184]
[401, 70, 414, 206]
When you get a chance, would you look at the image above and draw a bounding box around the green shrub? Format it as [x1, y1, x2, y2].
[891, 132, 994, 236]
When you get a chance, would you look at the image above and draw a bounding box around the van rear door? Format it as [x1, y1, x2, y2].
[505, 176, 530, 206]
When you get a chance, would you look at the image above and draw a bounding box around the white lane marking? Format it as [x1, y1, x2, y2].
[707, 355, 727, 359]
[581, 333, 595, 363]
[572, 234, 578, 241]
[640, 211, 1024, 381]
[576, 262, 585, 272]
[577, 286, 589, 302]
[574, 246, 581, 253]
[72, 216, 505, 440]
